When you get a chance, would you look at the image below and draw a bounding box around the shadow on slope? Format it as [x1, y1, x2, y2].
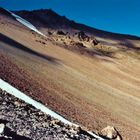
[0, 33, 60, 65]
[99, 38, 140, 59]
[4, 127, 32, 140]
[118, 40, 140, 51]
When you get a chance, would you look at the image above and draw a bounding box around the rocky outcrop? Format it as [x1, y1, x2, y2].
[75, 31, 99, 46]
[56, 30, 66, 35]
[77, 31, 90, 42]
[92, 38, 99, 46]
[70, 41, 86, 49]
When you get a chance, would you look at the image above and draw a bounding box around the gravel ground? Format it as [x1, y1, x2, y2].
[0, 89, 97, 140]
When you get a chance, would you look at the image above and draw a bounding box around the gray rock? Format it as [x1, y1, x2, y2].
[99, 126, 122, 140]
[0, 123, 5, 134]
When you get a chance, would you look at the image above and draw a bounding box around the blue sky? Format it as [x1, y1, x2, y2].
[0, 0, 140, 37]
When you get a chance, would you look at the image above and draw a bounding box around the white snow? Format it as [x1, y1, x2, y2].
[5, 9, 45, 36]
[87, 131, 105, 140]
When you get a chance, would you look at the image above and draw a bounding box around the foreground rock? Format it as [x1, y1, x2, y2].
[0, 89, 97, 140]
[76, 31, 99, 45]
[99, 126, 122, 140]
[0, 123, 5, 134]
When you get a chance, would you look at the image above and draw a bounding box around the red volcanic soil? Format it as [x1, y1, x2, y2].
[0, 53, 102, 128]
[1, 53, 140, 140]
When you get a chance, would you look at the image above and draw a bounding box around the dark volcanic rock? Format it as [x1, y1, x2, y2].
[77, 31, 90, 42]
[0, 8, 11, 17]
[56, 30, 66, 35]
[76, 31, 99, 45]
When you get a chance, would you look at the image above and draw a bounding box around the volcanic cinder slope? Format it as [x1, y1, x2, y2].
[0, 8, 140, 140]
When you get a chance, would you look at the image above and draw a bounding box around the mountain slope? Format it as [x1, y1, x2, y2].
[0, 8, 140, 140]
[14, 9, 140, 59]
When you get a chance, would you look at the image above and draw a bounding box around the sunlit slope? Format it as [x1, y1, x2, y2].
[0, 12, 140, 140]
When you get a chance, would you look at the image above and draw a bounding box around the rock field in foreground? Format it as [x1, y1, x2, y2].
[0, 89, 97, 140]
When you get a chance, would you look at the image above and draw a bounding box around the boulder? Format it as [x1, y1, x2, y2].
[0, 123, 5, 134]
[99, 126, 122, 140]
[76, 31, 99, 46]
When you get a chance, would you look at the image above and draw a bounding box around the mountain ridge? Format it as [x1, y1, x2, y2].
[12, 8, 140, 40]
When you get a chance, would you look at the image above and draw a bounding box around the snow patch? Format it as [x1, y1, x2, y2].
[5, 9, 45, 36]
